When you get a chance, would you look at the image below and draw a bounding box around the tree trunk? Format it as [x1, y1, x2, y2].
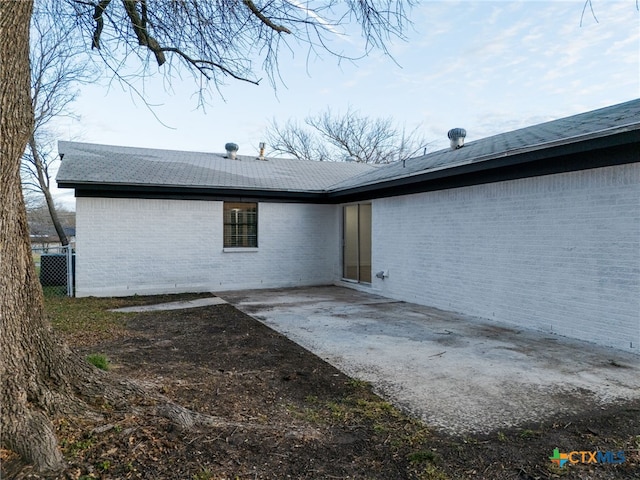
[0, 1, 79, 472]
[28, 135, 70, 246]
[1, 10, 176, 471]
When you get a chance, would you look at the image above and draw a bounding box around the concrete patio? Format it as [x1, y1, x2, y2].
[218, 286, 640, 435]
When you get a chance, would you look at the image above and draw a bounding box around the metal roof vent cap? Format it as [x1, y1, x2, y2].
[225, 142, 239, 159]
[447, 128, 466, 150]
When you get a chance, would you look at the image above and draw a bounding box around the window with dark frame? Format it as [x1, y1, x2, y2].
[223, 202, 258, 248]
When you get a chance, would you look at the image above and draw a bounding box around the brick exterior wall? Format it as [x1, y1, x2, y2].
[75, 198, 339, 297]
[370, 164, 640, 353]
[75, 163, 639, 353]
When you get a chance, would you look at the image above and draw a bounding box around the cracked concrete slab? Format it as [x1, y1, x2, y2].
[218, 286, 640, 435]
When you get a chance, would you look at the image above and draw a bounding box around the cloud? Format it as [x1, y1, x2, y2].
[286, 0, 344, 37]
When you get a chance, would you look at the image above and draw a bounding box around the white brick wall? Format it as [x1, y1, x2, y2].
[75, 163, 639, 353]
[370, 164, 640, 353]
[76, 198, 339, 297]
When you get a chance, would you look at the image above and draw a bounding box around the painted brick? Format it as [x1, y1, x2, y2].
[75, 163, 639, 354]
[370, 164, 640, 353]
[76, 198, 339, 297]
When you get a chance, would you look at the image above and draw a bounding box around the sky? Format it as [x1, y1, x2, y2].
[51, 0, 640, 208]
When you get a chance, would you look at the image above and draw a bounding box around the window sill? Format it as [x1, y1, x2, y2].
[223, 247, 259, 253]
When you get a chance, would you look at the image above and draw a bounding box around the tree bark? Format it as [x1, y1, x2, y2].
[0, 1, 80, 472]
[0, 7, 206, 466]
[0, 8, 233, 464]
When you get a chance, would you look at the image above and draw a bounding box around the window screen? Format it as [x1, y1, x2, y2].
[223, 202, 258, 248]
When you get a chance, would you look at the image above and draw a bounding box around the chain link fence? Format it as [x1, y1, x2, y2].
[32, 245, 75, 296]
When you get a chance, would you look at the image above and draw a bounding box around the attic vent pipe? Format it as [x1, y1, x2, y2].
[225, 142, 239, 159]
[447, 128, 466, 150]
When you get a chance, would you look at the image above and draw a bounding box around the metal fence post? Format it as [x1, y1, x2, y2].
[66, 245, 73, 297]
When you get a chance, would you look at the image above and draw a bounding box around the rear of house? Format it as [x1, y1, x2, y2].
[367, 164, 638, 351]
[58, 143, 372, 296]
[58, 99, 640, 353]
[75, 197, 342, 294]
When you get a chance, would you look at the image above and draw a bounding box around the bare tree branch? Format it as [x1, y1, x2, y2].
[157, 47, 260, 84]
[91, 0, 112, 49]
[242, 0, 291, 34]
[66, 1, 415, 102]
[122, 0, 165, 65]
[580, 0, 638, 26]
[267, 107, 429, 164]
[20, 1, 98, 245]
[26, 135, 69, 245]
[580, 0, 599, 26]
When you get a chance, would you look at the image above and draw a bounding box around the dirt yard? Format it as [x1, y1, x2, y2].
[3, 294, 639, 479]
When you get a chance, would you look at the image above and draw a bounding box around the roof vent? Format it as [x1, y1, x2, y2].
[447, 128, 466, 150]
[225, 142, 239, 160]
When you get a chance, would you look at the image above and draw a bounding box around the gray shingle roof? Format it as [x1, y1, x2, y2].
[56, 142, 375, 192]
[57, 99, 639, 195]
[329, 99, 640, 191]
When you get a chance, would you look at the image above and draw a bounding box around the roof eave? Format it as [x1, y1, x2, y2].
[327, 127, 640, 202]
[60, 182, 331, 203]
[57, 123, 639, 204]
